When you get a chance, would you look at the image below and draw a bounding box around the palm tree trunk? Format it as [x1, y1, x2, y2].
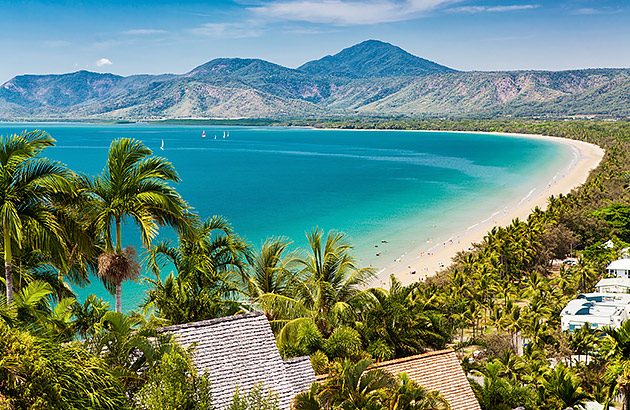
[116, 281, 122, 313]
[115, 216, 122, 253]
[4, 228, 13, 304]
[5, 262, 13, 304]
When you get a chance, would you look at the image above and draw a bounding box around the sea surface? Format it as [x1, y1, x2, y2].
[0, 123, 576, 311]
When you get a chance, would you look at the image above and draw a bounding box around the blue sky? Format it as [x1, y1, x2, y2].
[1, 0, 629, 83]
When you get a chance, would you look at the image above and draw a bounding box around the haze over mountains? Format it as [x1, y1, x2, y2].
[1, 40, 629, 120]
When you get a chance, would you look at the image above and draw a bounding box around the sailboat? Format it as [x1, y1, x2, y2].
[227, 131, 230, 138]
[160, 139, 164, 150]
[202, 130, 206, 138]
[222, 131, 226, 139]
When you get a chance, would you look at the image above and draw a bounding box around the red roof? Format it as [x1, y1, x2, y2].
[317, 349, 480, 410]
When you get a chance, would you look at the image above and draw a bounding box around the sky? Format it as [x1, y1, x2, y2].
[1, 0, 629, 83]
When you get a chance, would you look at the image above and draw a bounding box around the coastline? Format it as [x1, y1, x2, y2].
[370, 132, 605, 288]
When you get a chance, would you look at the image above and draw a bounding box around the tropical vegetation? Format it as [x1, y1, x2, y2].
[3, 119, 630, 409]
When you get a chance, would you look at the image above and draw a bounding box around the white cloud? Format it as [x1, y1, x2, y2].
[122, 29, 168, 35]
[571, 8, 599, 15]
[188, 22, 263, 38]
[570, 7, 621, 15]
[248, 0, 455, 26]
[95, 58, 113, 67]
[449, 4, 539, 13]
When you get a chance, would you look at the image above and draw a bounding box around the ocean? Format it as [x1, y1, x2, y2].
[0, 123, 575, 311]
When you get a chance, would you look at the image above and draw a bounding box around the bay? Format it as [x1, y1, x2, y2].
[0, 123, 574, 311]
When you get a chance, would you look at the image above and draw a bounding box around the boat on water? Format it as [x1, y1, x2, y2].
[202, 130, 206, 138]
[222, 131, 226, 139]
[160, 139, 164, 150]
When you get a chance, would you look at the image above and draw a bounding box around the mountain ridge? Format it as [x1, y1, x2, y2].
[1, 39, 628, 120]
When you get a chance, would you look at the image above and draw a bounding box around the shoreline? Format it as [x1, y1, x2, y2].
[370, 132, 605, 288]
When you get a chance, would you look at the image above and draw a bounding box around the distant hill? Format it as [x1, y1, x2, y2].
[298, 40, 454, 78]
[1, 40, 629, 120]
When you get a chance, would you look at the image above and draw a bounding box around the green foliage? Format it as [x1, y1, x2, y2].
[258, 228, 374, 353]
[0, 323, 128, 410]
[0, 130, 77, 304]
[144, 216, 249, 325]
[295, 361, 451, 410]
[71, 294, 110, 339]
[135, 348, 213, 410]
[356, 277, 451, 360]
[5, 119, 630, 409]
[86, 311, 175, 393]
[387, 373, 451, 410]
[228, 383, 280, 410]
[323, 326, 363, 360]
[84, 137, 193, 312]
[540, 363, 590, 410]
[309, 350, 330, 375]
[469, 362, 535, 410]
[297, 320, 325, 352]
[594, 203, 630, 242]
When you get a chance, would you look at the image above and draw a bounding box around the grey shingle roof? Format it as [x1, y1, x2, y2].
[162, 312, 314, 410]
[283, 357, 316, 395]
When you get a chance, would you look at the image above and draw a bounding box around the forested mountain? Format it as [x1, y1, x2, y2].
[1, 39, 629, 120]
[297, 39, 455, 78]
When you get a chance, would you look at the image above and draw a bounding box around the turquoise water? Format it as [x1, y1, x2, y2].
[0, 123, 575, 311]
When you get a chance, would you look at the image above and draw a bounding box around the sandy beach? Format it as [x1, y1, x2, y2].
[372, 132, 605, 288]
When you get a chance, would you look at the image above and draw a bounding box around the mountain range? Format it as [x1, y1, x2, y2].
[1, 39, 629, 120]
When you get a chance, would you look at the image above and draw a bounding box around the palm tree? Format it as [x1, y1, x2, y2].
[258, 228, 374, 339]
[0, 130, 75, 304]
[386, 373, 451, 410]
[469, 361, 534, 410]
[87, 310, 174, 392]
[83, 138, 191, 312]
[243, 236, 297, 312]
[97, 246, 141, 313]
[540, 363, 590, 410]
[319, 358, 397, 409]
[144, 215, 249, 324]
[356, 276, 450, 360]
[602, 320, 630, 410]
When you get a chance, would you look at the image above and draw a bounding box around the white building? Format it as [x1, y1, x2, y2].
[605, 259, 630, 279]
[561, 258, 630, 331]
[561, 293, 630, 331]
[595, 277, 630, 294]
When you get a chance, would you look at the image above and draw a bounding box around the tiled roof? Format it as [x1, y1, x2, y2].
[372, 350, 480, 410]
[162, 312, 314, 410]
[283, 357, 316, 394]
[316, 349, 480, 410]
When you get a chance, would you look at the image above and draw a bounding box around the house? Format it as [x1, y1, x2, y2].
[560, 293, 630, 331]
[606, 259, 630, 278]
[317, 349, 480, 410]
[162, 312, 315, 410]
[595, 277, 630, 294]
[561, 258, 630, 331]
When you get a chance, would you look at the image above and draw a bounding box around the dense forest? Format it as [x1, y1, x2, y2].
[2, 119, 630, 409]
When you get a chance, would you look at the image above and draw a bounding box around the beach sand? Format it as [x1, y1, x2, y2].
[372, 132, 605, 288]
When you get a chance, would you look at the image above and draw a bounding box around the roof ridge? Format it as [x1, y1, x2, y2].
[283, 356, 311, 364]
[372, 349, 455, 368]
[315, 349, 456, 380]
[160, 311, 265, 332]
